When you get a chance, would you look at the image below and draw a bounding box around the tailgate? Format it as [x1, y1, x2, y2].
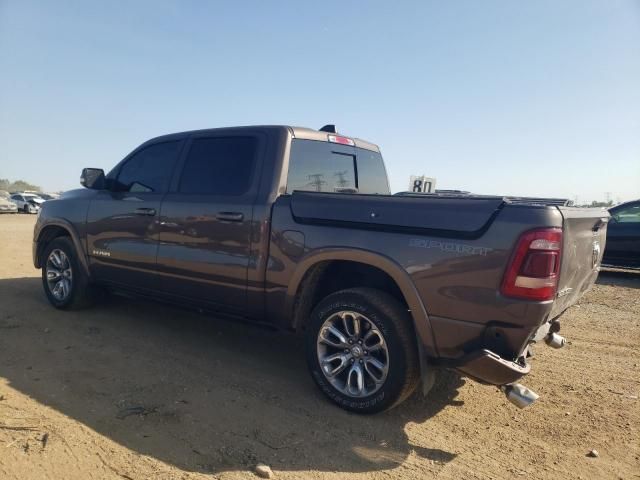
[550, 207, 609, 317]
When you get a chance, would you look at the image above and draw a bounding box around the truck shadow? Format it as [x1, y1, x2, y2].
[0, 277, 461, 476]
[597, 269, 640, 289]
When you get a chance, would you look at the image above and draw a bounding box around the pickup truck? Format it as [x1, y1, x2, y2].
[33, 125, 609, 413]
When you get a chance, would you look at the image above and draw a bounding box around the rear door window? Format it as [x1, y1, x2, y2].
[178, 136, 258, 195]
[116, 141, 182, 193]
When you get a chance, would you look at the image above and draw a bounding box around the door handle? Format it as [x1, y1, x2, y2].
[216, 212, 244, 222]
[134, 207, 156, 216]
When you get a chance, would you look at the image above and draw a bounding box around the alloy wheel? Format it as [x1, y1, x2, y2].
[316, 310, 390, 398]
[46, 249, 73, 301]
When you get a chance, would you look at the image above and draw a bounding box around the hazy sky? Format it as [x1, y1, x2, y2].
[1, 0, 638, 203]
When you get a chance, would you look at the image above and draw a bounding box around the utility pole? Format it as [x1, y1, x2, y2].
[334, 170, 349, 189]
[306, 174, 327, 192]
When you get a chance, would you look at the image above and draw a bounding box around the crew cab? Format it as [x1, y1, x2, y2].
[33, 125, 609, 413]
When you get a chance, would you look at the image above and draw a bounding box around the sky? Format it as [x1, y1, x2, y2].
[0, 0, 638, 203]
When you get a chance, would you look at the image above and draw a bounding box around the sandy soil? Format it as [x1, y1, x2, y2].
[0, 214, 638, 479]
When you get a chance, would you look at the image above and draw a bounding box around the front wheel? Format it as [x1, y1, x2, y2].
[41, 237, 93, 309]
[305, 288, 420, 413]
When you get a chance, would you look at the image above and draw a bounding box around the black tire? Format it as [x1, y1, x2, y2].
[23, 205, 29, 214]
[305, 288, 420, 414]
[41, 237, 93, 309]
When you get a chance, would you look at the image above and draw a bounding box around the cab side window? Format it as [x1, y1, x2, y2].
[179, 136, 258, 195]
[115, 141, 182, 193]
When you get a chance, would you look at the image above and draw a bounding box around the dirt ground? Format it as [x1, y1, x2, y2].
[0, 214, 638, 480]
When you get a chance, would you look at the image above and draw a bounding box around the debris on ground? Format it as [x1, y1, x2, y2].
[255, 463, 274, 478]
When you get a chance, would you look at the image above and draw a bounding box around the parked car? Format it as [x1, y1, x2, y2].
[32, 125, 608, 413]
[602, 200, 640, 268]
[0, 191, 18, 213]
[38, 192, 60, 201]
[11, 192, 45, 213]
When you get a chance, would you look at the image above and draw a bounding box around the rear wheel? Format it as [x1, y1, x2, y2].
[42, 237, 93, 309]
[305, 288, 420, 413]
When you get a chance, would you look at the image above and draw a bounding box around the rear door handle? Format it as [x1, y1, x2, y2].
[134, 207, 156, 216]
[216, 212, 244, 222]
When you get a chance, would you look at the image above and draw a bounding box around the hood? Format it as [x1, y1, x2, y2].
[60, 188, 98, 199]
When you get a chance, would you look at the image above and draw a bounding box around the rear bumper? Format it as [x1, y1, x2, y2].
[453, 349, 530, 385]
[449, 316, 568, 385]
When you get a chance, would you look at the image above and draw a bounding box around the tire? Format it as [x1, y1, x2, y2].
[23, 205, 29, 214]
[41, 237, 93, 309]
[305, 288, 420, 414]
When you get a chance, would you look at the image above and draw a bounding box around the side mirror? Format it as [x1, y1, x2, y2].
[80, 168, 105, 189]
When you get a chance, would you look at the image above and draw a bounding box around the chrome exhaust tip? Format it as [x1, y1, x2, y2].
[545, 332, 566, 349]
[502, 383, 539, 409]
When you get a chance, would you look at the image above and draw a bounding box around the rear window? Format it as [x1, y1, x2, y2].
[356, 149, 390, 194]
[286, 139, 390, 195]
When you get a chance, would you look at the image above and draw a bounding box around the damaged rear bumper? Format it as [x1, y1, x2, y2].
[453, 349, 531, 385]
[449, 318, 566, 386]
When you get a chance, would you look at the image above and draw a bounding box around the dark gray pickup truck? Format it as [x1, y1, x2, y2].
[33, 125, 609, 413]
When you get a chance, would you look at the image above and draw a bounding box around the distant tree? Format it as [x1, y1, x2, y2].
[0, 178, 41, 192]
[590, 200, 613, 208]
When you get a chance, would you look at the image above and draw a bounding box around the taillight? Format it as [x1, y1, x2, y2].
[327, 134, 355, 146]
[501, 228, 563, 301]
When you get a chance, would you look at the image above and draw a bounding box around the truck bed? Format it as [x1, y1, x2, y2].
[290, 191, 575, 239]
[290, 192, 504, 238]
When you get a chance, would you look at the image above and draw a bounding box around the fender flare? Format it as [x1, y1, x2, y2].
[285, 247, 439, 358]
[34, 218, 90, 276]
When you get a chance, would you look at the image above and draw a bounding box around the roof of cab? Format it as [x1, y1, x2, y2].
[142, 125, 380, 153]
[289, 126, 380, 152]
